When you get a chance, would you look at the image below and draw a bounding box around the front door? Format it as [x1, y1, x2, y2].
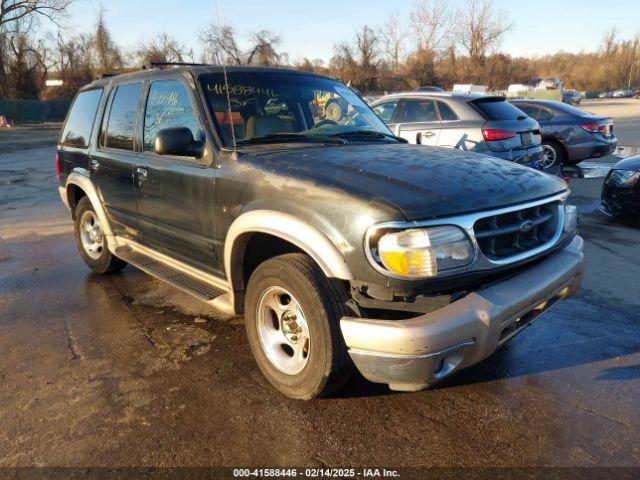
[395, 98, 441, 145]
[91, 82, 143, 233]
[133, 78, 220, 276]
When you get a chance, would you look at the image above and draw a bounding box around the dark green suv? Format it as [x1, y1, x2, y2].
[57, 64, 584, 399]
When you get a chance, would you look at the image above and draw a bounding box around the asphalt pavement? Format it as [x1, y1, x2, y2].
[1, 109, 639, 474]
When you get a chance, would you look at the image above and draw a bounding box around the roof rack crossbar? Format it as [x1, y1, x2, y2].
[95, 72, 118, 80]
[142, 61, 214, 69]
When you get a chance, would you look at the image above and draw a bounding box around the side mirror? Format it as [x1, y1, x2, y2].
[154, 127, 203, 158]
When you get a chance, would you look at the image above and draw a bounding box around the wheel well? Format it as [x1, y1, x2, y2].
[542, 136, 568, 157]
[66, 184, 87, 218]
[234, 233, 304, 313]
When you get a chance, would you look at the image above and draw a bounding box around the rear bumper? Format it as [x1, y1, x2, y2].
[568, 136, 617, 161]
[490, 145, 544, 164]
[340, 236, 584, 392]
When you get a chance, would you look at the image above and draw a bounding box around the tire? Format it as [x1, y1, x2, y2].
[541, 140, 567, 168]
[244, 253, 354, 399]
[325, 100, 344, 122]
[73, 196, 127, 274]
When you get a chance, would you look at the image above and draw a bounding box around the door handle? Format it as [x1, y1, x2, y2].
[90, 159, 100, 171]
[135, 167, 148, 185]
[423, 131, 436, 138]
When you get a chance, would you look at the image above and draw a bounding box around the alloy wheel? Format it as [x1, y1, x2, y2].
[256, 286, 311, 375]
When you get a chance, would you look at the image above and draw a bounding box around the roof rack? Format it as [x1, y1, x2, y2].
[142, 61, 214, 70]
[94, 72, 119, 80]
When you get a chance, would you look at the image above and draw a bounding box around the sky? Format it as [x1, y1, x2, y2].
[46, 0, 640, 62]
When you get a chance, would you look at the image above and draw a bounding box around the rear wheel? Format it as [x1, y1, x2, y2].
[74, 197, 126, 274]
[540, 140, 567, 169]
[244, 253, 354, 399]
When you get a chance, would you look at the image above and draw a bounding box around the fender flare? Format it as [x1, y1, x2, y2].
[224, 210, 354, 296]
[64, 169, 116, 249]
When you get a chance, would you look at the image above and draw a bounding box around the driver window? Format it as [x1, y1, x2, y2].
[372, 100, 399, 123]
[143, 80, 201, 152]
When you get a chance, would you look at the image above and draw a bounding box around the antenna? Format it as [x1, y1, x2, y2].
[214, 0, 237, 151]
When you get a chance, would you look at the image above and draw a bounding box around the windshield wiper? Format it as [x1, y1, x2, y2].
[328, 130, 407, 143]
[236, 133, 347, 146]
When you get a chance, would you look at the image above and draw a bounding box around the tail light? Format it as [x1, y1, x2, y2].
[55, 152, 61, 182]
[481, 128, 517, 141]
[581, 120, 613, 135]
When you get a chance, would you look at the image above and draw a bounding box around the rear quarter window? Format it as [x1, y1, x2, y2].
[472, 98, 526, 121]
[60, 89, 103, 147]
[437, 101, 459, 121]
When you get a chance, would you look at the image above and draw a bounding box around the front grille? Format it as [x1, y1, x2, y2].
[473, 201, 560, 260]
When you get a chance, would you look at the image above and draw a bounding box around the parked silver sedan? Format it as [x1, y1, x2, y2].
[370, 92, 544, 167]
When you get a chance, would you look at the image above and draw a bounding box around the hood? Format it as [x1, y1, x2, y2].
[613, 154, 640, 171]
[244, 143, 567, 220]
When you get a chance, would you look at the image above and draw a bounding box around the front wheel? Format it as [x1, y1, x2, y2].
[244, 253, 354, 399]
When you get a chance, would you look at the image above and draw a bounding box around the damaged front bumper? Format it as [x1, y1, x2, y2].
[340, 236, 585, 392]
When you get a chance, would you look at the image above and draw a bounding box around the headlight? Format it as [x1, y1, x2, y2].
[564, 204, 578, 233]
[609, 170, 640, 187]
[375, 226, 474, 278]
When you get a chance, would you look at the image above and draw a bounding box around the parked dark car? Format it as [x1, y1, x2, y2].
[601, 155, 640, 224]
[511, 99, 617, 168]
[56, 64, 583, 399]
[561, 89, 581, 105]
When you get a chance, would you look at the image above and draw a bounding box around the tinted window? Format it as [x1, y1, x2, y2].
[143, 80, 201, 152]
[398, 99, 438, 122]
[60, 89, 103, 147]
[537, 108, 553, 121]
[472, 98, 526, 120]
[372, 100, 399, 123]
[555, 102, 592, 116]
[514, 104, 539, 119]
[105, 83, 142, 150]
[437, 101, 459, 121]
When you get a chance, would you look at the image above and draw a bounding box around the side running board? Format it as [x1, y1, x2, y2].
[114, 244, 235, 315]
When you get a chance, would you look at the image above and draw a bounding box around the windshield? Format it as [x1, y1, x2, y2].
[199, 71, 393, 147]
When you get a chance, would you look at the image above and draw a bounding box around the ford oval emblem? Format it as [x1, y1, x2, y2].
[519, 220, 535, 233]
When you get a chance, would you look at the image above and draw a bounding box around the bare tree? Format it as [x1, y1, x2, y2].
[199, 22, 242, 64]
[456, 0, 512, 62]
[199, 22, 286, 66]
[0, 0, 73, 99]
[409, 0, 451, 53]
[378, 12, 405, 69]
[601, 27, 619, 58]
[94, 7, 122, 72]
[246, 30, 285, 66]
[330, 25, 379, 92]
[134, 33, 189, 65]
[0, 0, 73, 29]
[5, 17, 50, 98]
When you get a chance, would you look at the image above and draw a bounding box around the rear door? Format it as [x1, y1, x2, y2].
[91, 82, 143, 232]
[432, 100, 475, 149]
[395, 98, 441, 145]
[133, 77, 219, 275]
